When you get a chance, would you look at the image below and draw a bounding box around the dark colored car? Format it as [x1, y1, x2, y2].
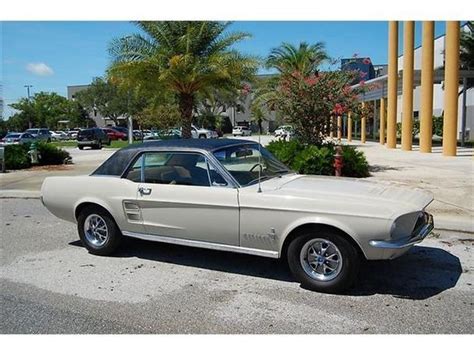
[103, 127, 127, 141]
[77, 128, 110, 150]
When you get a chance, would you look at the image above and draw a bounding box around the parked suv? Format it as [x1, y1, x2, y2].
[232, 125, 252, 136]
[77, 128, 110, 150]
[25, 128, 52, 142]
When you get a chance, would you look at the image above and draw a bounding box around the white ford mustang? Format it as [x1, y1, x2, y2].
[41, 139, 434, 292]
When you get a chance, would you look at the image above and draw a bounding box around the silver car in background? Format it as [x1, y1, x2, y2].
[25, 128, 52, 142]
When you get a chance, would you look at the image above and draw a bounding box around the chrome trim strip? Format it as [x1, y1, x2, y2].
[122, 231, 279, 258]
[369, 213, 434, 249]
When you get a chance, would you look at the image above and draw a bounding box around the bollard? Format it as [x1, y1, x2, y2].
[28, 142, 41, 165]
[333, 145, 343, 177]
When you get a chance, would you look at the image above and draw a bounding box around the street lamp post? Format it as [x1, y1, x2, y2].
[24, 85, 33, 128]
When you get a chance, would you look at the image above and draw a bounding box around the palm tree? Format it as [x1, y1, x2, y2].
[458, 22, 474, 98]
[266, 42, 329, 75]
[460, 21, 474, 70]
[108, 21, 258, 138]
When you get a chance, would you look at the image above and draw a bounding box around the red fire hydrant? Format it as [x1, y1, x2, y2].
[333, 145, 343, 177]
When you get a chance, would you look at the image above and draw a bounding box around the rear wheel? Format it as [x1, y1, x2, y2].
[77, 206, 122, 256]
[287, 227, 360, 293]
[199, 134, 207, 139]
[78, 145, 84, 150]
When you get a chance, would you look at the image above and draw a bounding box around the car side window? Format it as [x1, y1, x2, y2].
[124, 152, 229, 187]
[147, 152, 210, 187]
[207, 161, 228, 187]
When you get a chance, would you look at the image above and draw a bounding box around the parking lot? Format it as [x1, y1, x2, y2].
[1, 137, 473, 333]
[0, 197, 473, 334]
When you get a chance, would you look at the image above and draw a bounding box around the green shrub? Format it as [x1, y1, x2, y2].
[4, 144, 31, 170]
[341, 145, 370, 178]
[293, 145, 334, 175]
[267, 140, 370, 178]
[36, 141, 71, 165]
[266, 139, 304, 166]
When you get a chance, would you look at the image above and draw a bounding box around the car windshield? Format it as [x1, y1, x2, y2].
[213, 143, 291, 186]
[6, 134, 21, 138]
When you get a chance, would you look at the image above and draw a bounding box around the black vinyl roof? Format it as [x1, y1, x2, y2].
[122, 138, 257, 152]
[92, 138, 258, 176]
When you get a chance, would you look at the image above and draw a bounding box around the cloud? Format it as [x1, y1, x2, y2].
[26, 62, 54, 76]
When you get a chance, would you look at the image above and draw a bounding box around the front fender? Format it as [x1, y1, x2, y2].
[278, 215, 387, 260]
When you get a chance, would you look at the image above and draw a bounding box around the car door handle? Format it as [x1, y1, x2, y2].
[138, 187, 152, 195]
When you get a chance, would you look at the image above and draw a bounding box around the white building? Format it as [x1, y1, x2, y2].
[395, 24, 473, 140]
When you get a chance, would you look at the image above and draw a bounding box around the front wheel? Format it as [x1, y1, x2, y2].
[77, 207, 122, 256]
[287, 228, 360, 293]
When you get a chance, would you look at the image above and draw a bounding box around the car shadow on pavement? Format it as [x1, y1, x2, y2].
[350, 246, 462, 300]
[69, 240, 462, 300]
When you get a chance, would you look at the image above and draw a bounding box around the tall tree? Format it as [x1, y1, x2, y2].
[108, 21, 258, 138]
[74, 77, 132, 126]
[8, 92, 90, 130]
[266, 42, 329, 75]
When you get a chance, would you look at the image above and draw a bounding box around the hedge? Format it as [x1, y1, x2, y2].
[4, 142, 70, 170]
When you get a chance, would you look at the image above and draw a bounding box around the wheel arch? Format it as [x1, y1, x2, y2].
[74, 200, 115, 223]
[279, 219, 367, 260]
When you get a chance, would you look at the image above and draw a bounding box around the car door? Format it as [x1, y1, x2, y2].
[127, 151, 240, 246]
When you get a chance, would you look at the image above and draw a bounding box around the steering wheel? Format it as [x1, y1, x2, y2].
[249, 163, 264, 172]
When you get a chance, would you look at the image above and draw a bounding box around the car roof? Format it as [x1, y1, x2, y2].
[122, 138, 256, 153]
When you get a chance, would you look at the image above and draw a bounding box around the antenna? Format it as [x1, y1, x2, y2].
[257, 126, 262, 193]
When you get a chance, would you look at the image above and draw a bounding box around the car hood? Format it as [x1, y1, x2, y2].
[260, 174, 433, 215]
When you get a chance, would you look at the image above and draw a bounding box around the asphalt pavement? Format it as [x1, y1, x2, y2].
[1, 198, 473, 334]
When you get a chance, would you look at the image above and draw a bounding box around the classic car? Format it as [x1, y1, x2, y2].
[41, 139, 434, 293]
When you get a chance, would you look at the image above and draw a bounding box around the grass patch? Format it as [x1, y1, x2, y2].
[52, 140, 135, 149]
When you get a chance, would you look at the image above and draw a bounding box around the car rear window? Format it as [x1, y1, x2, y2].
[78, 129, 97, 137]
[92, 149, 138, 176]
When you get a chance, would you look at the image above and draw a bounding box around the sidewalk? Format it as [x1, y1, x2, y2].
[353, 140, 473, 233]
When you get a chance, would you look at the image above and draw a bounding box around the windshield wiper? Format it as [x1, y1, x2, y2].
[246, 175, 273, 186]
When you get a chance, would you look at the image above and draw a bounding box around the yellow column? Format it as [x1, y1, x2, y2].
[401, 21, 415, 151]
[347, 112, 352, 142]
[387, 21, 398, 149]
[443, 21, 460, 157]
[361, 102, 366, 143]
[420, 21, 435, 153]
[379, 97, 386, 144]
[337, 115, 342, 141]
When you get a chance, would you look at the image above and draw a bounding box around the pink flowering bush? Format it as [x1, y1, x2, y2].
[273, 70, 368, 145]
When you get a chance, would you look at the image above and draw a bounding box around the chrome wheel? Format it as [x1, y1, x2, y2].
[84, 214, 109, 247]
[300, 238, 343, 281]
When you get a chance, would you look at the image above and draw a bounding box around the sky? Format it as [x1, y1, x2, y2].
[1, 21, 449, 118]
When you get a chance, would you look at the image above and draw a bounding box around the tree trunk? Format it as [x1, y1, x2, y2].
[179, 93, 194, 139]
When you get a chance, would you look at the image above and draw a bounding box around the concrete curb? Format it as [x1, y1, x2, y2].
[0, 190, 41, 199]
[1, 189, 472, 234]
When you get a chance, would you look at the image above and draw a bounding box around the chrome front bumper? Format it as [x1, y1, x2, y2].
[369, 213, 434, 250]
